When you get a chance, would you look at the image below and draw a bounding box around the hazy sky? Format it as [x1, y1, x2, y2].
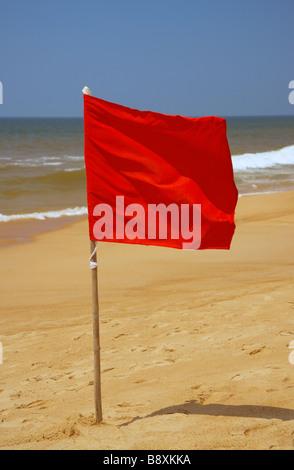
[0, 0, 293, 117]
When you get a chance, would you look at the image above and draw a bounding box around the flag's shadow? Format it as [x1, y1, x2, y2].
[119, 399, 294, 427]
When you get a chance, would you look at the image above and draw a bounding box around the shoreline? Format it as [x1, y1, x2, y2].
[0, 214, 87, 248]
[1, 188, 293, 248]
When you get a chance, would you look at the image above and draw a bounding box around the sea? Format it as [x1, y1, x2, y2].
[0, 116, 293, 223]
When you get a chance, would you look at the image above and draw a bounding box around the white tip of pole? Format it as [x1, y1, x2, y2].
[82, 86, 92, 96]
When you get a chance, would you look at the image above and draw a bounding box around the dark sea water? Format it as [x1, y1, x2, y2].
[0, 116, 293, 221]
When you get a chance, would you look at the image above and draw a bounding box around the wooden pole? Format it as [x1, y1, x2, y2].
[90, 239, 103, 423]
[82, 86, 102, 423]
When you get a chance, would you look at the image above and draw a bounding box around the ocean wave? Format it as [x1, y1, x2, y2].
[0, 207, 88, 222]
[232, 144, 294, 171]
[64, 167, 85, 172]
[66, 156, 84, 161]
[1, 168, 86, 187]
[0, 155, 84, 168]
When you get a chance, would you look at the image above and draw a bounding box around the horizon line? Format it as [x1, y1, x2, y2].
[0, 113, 294, 119]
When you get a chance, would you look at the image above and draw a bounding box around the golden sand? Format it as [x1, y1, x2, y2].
[0, 191, 294, 450]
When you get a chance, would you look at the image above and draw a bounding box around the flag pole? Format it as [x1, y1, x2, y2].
[90, 239, 102, 424]
[83, 86, 103, 424]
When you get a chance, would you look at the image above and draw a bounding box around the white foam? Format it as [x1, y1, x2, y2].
[0, 155, 84, 167]
[64, 167, 84, 172]
[65, 156, 84, 161]
[42, 162, 63, 166]
[0, 207, 88, 222]
[232, 145, 294, 171]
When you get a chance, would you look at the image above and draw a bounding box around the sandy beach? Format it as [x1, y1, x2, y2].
[0, 190, 294, 450]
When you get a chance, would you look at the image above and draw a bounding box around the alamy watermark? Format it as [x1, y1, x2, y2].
[289, 80, 294, 105]
[93, 196, 201, 249]
[0, 81, 2, 104]
[289, 340, 294, 365]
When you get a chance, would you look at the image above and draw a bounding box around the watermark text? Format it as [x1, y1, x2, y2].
[289, 80, 294, 105]
[289, 340, 294, 365]
[93, 196, 201, 249]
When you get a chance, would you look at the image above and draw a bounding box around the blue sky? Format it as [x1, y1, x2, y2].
[0, 0, 293, 117]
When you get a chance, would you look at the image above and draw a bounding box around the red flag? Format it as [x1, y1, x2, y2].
[83, 94, 238, 250]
